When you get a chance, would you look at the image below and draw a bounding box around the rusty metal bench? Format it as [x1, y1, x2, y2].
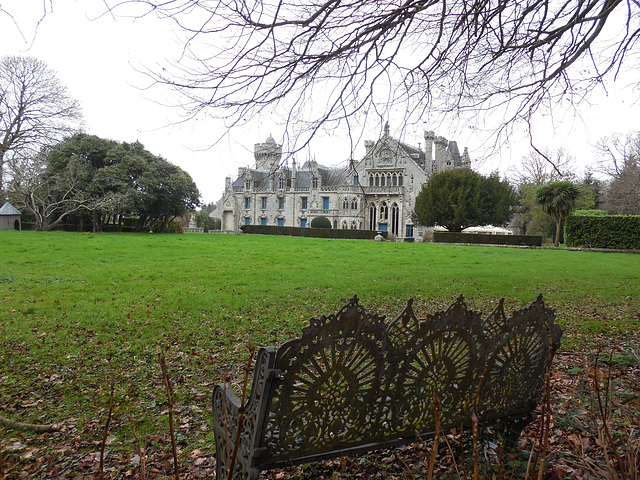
[212, 295, 563, 480]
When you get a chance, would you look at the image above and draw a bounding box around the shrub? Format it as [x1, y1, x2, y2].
[150, 219, 184, 234]
[433, 232, 542, 246]
[240, 225, 387, 240]
[310, 216, 332, 228]
[565, 214, 640, 249]
[573, 209, 608, 216]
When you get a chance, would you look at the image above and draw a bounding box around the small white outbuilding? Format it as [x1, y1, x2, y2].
[0, 201, 21, 230]
[462, 225, 513, 235]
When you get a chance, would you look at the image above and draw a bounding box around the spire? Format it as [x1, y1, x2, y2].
[384, 121, 390, 136]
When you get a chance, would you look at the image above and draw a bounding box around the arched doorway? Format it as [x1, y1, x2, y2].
[14, 219, 20, 230]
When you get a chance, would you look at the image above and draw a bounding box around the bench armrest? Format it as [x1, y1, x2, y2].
[212, 347, 276, 480]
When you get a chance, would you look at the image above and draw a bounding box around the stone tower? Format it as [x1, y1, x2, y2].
[424, 130, 435, 166]
[254, 135, 282, 172]
[434, 135, 449, 173]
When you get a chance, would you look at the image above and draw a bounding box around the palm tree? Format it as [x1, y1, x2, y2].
[535, 181, 581, 247]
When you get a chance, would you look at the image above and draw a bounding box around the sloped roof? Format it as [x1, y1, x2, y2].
[0, 202, 20, 215]
[366, 134, 426, 169]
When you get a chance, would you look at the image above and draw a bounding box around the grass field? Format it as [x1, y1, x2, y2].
[1, 231, 639, 478]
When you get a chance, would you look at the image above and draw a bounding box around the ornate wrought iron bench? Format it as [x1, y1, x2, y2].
[212, 295, 563, 480]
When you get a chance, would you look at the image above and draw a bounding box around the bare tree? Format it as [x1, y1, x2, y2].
[596, 131, 640, 214]
[99, 0, 639, 155]
[1, 56, 83, 194]
[603, 158, 640, 214]
[8, 150, 88, 231]
[509, 148, 576, 187]
[594, 131, 640, 178]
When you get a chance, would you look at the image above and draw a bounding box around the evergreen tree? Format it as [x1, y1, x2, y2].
[535, 181, 581, 247]
[413, 169, 516, 232]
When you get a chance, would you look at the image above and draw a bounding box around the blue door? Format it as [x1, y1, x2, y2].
[406, 225, 414, 237]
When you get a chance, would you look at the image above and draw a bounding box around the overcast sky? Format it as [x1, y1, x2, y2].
[2, 1, 639, 204]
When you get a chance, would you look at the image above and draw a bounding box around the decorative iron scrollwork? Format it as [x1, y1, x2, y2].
[212, 295, 562, 480]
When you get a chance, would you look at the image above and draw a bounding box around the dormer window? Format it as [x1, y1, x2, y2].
[312, 176, 318, 189]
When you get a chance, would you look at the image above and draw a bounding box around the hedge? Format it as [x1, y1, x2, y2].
[433, 232, 542, 246]
[310, 216, 332, 228]
[240, 225, 388, 240]
[565, 215, 640, 249]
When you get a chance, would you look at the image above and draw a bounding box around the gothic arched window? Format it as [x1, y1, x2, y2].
[391, 203, 400, 236]
[381, 202, 389, 220]
[369, 204, 377, 230]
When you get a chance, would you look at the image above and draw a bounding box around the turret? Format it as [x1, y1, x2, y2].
[462, 147, 471, 167]
[291, 158, 297, 188]
[434, 136, 449, 172]
[424, 130, 435, 166]
[254, 135, 282, 172]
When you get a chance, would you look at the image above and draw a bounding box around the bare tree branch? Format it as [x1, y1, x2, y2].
[103, 1, 635, 136]
[0, 55, 83, 194]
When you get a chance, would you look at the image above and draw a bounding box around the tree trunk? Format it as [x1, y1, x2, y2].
[554, 218, 562, 247]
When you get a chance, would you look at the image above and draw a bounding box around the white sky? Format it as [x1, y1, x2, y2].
[2, 0, 639, 204]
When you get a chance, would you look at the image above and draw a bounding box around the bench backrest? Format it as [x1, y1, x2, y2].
[213, 295, 562, 479]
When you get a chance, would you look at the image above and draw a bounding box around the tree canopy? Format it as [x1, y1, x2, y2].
[0, 56, 83, 195]
[10, 133, 200, 231]
[412, 169, 516, 232]
[102, 0, 640, 151]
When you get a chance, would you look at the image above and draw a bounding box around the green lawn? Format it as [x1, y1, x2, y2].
[1, 231, 639, 477]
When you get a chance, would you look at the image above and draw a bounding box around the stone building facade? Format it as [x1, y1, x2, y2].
[215, 124, 470, 239]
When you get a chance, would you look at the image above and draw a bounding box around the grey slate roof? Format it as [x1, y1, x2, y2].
[233, 162, 349, 189]
[0, 202, 20, 215]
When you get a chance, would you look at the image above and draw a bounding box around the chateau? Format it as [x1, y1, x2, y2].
[215, 124, 471, 239]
